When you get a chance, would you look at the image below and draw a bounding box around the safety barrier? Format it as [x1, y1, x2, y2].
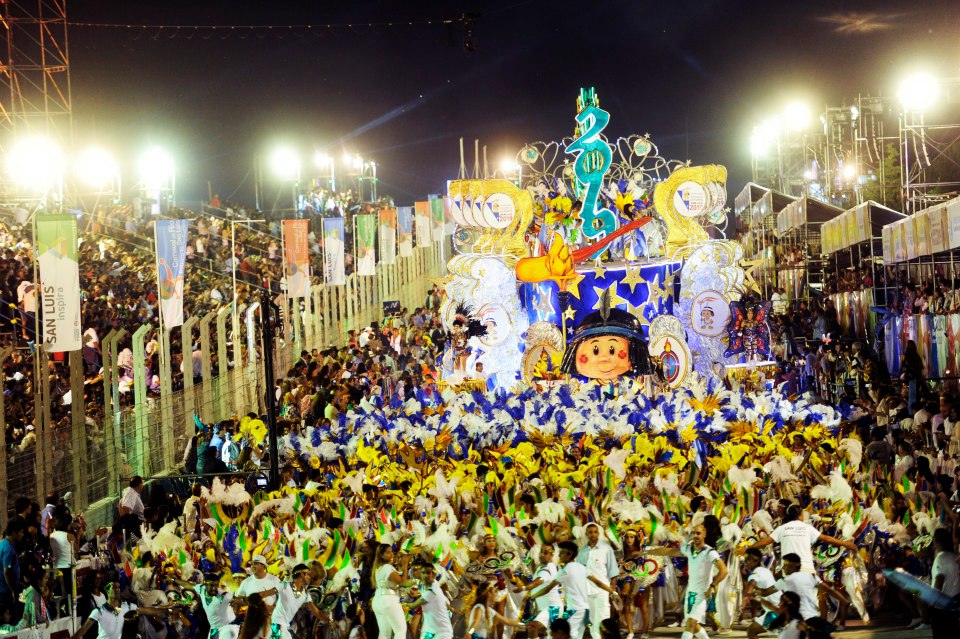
[0, 239, 447, 528]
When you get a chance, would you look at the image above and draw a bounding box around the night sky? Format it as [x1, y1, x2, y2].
[68, 0, 960, 207]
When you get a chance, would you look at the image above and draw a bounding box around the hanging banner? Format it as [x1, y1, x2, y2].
[379, 208, 397, 265]
[36, 214, 81, 352]
[355, 214, 377, 276]
[155, 219, 189, 328]
[398, 206, 414, 257]
[415, 201, 431, 247]
[282, 219, 311, 298]
[429, 197, 445, 241]
[322, 217, 346, 285]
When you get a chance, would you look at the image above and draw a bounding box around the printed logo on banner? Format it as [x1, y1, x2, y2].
[37, 215, 81, 352]
[415, 201, 431, 246]
[398, 206, 414, 257]
[155, 219, 189, 328]
[356, 214, 377, 276]
[282, 220, 311, 298]
[379, 208, 397, 264]
[322, 217, 346, 285]
[429, 197, 445, 241]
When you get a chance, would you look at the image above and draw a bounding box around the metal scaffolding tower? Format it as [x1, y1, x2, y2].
[0, 0, 73, 197]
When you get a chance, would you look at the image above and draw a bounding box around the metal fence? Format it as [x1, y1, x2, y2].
[1, 240, 446, 528]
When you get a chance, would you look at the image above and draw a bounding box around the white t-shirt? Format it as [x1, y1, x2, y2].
[375, 564, 399, 596]
[120, 487, 145, 521]
[49, 530, 74, 569]
[272, 581, 309, 627]
[17, 280, 36, 313]
[90, 602, 137, 639]
[769, 520, 821, 572]
[748, 565, 781, 608]
[775, 572, 820, 620]
[779, 619, 803, 639]
[237, 573, 280, 607]
[682, 542, 721, 597]
[534, 563, 562, 610]
[933, 551, 960, 597]
[555, 561, 590, 611]
[194, 584, 235, 628]
[579, 542, 618, 596]
[421, 581, 453, 637]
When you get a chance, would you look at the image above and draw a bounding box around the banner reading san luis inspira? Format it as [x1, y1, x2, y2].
[36, 215, 81, 352]
[322, 217, 346, 285]
[155, 219, 189, 328]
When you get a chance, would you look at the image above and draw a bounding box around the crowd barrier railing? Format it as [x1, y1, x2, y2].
[1, 239, 447, 529]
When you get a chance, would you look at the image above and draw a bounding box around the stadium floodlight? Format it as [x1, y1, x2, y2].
[269, 147, 300, 181]
[5, 136, 65, 191]
[750, 119, 779, 158]
[898, 72, 940, 113]
[139, 147, 175, 189]
[843, 164, 858, 182]
[76, 147, 119, 190]
[499, 158, 520, 173]
[783, 102, 811, 131]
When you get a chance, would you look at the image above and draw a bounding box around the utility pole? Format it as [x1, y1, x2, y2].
[260, 289, 281, 489]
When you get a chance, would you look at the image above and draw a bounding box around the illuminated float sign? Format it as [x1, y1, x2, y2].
[567, 87, 620, 252]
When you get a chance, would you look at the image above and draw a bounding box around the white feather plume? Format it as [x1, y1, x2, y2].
[727, 466, 758, 491]
[838, 439, 863, 470]
[603, 448, 630, 480]
[763, 456, 798, 482]
[810, 469, 853, 504]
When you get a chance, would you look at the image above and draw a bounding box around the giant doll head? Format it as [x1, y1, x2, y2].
[559, 292, 652, 380]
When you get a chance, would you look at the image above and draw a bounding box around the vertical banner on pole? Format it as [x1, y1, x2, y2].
[429, 197, 445, 241]
[155, 219, 189, 328]
[398, 206, 414, 257]
[322, 217, 346, 285]
[282, 220, 311, 297]
[379, 208, 397, 265]
[355, 214, 377, 276]
[415, 201, 431, 247]
[36, 215, 81, 352]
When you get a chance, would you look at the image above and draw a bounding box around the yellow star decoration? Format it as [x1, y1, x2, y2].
[739, 258, 763, 294]
[592, 259, 607, 280]
[562, 307, 577, 322]
[565, 271, 586, 300]
[621, 266, 644, 294]
[592, 282, 627, 311]
[627, 301, 650, 327]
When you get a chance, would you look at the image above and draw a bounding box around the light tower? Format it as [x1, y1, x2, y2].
[0, 0, 74, 202]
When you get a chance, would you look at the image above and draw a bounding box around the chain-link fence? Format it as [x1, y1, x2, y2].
[0, 240, 446, 527]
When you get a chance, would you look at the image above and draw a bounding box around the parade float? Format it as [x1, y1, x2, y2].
[438, 88, 777, 392]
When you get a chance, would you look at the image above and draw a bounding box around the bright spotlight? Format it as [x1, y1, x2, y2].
[269, 147, 300, 181]
[898, 72, 940, 113]
[139, 147, 175, 189]
[314, 152, 332, 168]
[750, 120, 779, 157]
[849, 105, 859, 120]
[783, 102, 811, 131]
[499, 158, 519, 173]
[843, 164, 858, 182]
[76, 147, 118, 190]
[5, 136, 65, 190]
[352, 155, 364, 170]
